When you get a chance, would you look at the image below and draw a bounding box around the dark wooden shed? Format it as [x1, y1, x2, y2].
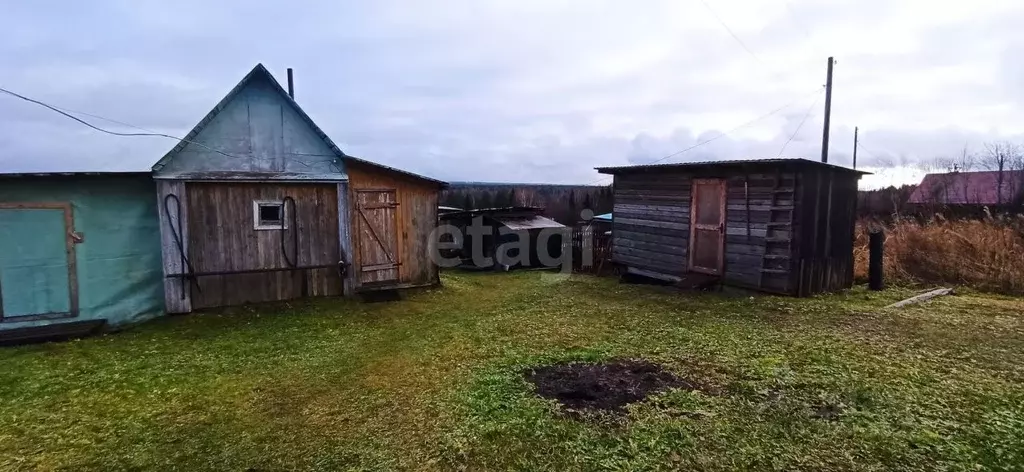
[439, 207, 566, 270]
[596, 158, 868, 296]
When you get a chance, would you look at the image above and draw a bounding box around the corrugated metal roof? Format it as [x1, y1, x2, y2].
[0, 171, 150, 179]
[438, 206, 546, 219]
[908, 170, 1024, 205]
[595, 158, 870, 175]
[344, 155, 448, 187]
[493, 214, 565, 230]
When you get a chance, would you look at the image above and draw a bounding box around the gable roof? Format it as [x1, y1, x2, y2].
[596, 158, 869, 175]
[151, 63, 345, 173]
[908, 170, 1024, 205]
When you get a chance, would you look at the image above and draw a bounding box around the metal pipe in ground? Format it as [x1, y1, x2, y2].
[869, 230, 884, 291]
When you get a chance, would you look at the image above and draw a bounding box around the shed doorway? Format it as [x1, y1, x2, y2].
[0, 204, 78, 320]
[355, 189, 400, 286]
[688, 179, 726, 275]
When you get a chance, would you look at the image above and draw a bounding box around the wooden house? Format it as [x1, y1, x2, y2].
[0, 172, 164, 343]
[595, 158, 867, 296]
[152, 64, 445, 312]
[438, 207, 566, 270]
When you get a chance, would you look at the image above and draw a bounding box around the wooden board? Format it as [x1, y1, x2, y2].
[346, 162, 441, 290]
[184, 182, 342, 309]
[355, 189, 400, 284]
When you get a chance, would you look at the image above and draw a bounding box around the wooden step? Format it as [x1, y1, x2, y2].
[769, 205, 794, 211]
[762, 254, 790, 260]
[766, 221, 791, 227]
[771, 188, 795, 193]
[766, 237, 792, 243]
[760, 268, 787, 274]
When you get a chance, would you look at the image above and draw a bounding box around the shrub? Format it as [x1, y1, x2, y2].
[854, 214, 1024, 295]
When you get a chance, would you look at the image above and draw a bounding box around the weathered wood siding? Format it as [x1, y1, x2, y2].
[156, 180, 192, 313]
[346, 163, 440, 290]
[792, 168, 859, 295]
[185, 182, 342, 309]
[722, 172, 796, 293]
[611, 170, 797, 293]
[612, 173, 691, 279]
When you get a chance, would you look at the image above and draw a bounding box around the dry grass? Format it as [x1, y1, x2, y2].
[854, 214, 1024, 294]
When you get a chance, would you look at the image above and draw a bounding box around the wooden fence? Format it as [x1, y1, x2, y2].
[570, 224, 613, 274]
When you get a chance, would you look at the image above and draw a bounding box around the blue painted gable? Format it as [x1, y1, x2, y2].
[153, 64, 347, 181]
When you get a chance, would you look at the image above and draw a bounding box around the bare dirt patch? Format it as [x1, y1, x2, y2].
[526, 359, 702, 413]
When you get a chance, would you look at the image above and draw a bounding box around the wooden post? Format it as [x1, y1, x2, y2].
[852, 126, 859, 169]
[868, 230, 884, 290]
[821, 56, 834, 163]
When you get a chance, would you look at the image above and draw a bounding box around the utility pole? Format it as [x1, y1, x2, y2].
[852, 126, 859, 169]
[820, 56, 834, 163]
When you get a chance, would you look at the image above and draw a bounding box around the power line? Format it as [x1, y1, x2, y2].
[584, 85, 824, 186]
[697, 0, 763, 63]
[775, 92, 821, 157]
[0, 86, 330, 168]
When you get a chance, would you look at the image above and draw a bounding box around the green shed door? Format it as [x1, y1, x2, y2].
[0, 206, 76, 319]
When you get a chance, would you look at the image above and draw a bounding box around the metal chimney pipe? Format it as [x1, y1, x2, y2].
[287, 68, 294, 99]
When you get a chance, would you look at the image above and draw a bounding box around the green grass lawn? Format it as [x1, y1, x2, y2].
[1, 272, 1023, 471]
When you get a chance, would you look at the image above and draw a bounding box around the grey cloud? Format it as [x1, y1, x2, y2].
[2, 0, 1023, 186]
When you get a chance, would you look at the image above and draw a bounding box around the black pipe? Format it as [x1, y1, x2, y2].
[166, 263, 341, 278]
[280, 196, 298, 268]
[162, 194, 201, 297]
[868, 230, 884, 291]
[287, 68, 294, 99]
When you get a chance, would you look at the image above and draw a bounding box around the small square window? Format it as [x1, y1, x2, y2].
[253, 200, 287, 230]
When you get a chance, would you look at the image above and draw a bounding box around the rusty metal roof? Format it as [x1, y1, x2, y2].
[908, 170, 1024, 205]
[595, 158, 869, 175]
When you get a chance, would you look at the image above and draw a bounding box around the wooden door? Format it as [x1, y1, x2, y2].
[0, 203, 78, 320]
[689, 179, 726, 275]
[355, 189, 399, 285]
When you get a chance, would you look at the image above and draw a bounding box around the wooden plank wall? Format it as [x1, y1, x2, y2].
[185, 182, 342, 309]
[346, 163, 440, 290]
[610, 170, 798, 292]
[793, 169, 859, 296]
[611, 173, 690, 279]
[722, 173, 795, 293]
[156, 180, 191, 313]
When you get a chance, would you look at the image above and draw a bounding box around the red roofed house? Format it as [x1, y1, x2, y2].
[908, 170, 1024, 207]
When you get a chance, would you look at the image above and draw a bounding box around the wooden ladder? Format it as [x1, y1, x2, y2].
[759, 171, 794, 288]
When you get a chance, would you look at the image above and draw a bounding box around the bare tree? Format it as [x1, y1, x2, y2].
[955, 146, 977, 204]
[982, 141, 1018, 205]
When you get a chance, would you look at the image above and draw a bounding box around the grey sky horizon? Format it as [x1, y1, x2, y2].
[2, 0, 1022, 190]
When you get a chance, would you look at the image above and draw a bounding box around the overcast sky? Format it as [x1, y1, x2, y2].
[2, 0, 1023, 188]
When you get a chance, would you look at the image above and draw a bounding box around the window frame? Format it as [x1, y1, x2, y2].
[252, 200, 288, 230]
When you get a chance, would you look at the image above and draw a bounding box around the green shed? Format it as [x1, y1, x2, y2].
[0, 172, 164, 343]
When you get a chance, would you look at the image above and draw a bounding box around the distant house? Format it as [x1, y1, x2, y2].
[907, 170, 1024, 207]
[0, 172, 164, 342]
[596, 158, 868, 296]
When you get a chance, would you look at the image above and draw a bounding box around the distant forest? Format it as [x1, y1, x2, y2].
[440, 183, 614, 225]
[441, 181, 1004, 225]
